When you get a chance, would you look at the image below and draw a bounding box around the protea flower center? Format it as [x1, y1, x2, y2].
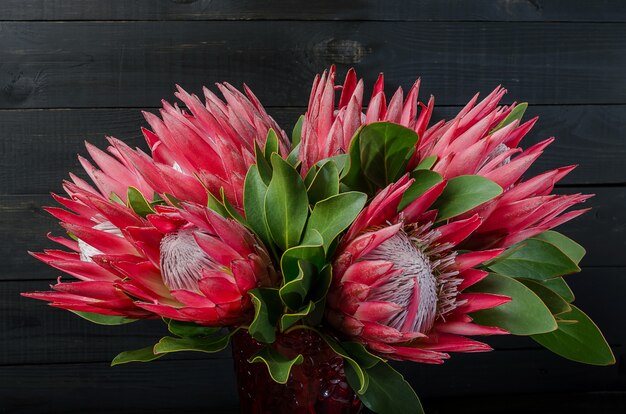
[362, 226, 461, 335]
[160, 229, 215, 292]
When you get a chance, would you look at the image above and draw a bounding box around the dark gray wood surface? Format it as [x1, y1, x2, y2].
[0, 1, 624, 413]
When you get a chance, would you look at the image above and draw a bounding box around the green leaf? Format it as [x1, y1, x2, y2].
[467, 273, 557, 335]
[541, 277, 575, 303]
[163, 193, 182, 208]
[220, 188, 247, 224]
[153, 331, 235, 355]
[491, 102, 528, 133]
[518, 279, 572, 315]
[488, 238, 580, 281]
[346, 361, 424, 414]
[109, 192, 125, 205]
[286, 143, 301, 167]
[127, 187, 154, 217]
[207, 192, 230, 218]
[431, 175, 502, 221]
[340, 341, 384, 370]
[279, 260, 316, 310]
[320, 334, 369, 394]
[302, 192, 367, 249]
[398, 170, 443, 211]
[70, 311, 137, 325]
[280, 230, 326, 278]
[533, 231, 585, 265]
[532, 305, 615, 366]
[309, 264, 332, 303]
[248, 288, 282, 343]
[111, 346, 162, 366]
[291, 115, 304, 147]
[167, 319, 220, 338]
[264, 154, 309, 250]
[264, 128, 280, 159]
[248, 346, 304, 384]
[306, 160, 340, 205]
[254, 141, 273, 185]
[280, 301, 315, 331]
[414, 155, 437, 171]
[244, 165, 272, 246]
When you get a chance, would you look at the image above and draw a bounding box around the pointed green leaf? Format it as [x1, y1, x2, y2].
[248, 346, 304, 384]
[264, 128, 280, 159]
[320, 334, 369, 394]
[279, 260, 316, 310]
[71, 311, 137, 326]
[340, 341, 384, 369]
[244, 165, 272, 246]
[432, 175, 502, 221]
[491, 102, 528, 133]
[302, 192, 367, 249]
[220, 187, 247, 224]
[264, 154, 309, 250]
[467, 273, 557, 335]
[280, 301, 316, 331]
[127, 187, 154, 217]
[163, 193, 182, 208]
[286, 143, 301, 167]
[167, 319, 220, 338]
[533, 231, 585, 265]
[280, 230, 326, 279]
[488, 238, 580, 280]
[541, 277, 575, 303]
[518, 279, 571, 315]
[153, 331, 235, 355]
[109, 192, 125, 205]
[111, 346, 163, 366]
[307, 160, 340, 205]
[291, 115, 304, 147]
[254, 141, 273, 185]
[414, 155, 437, 171]
[346, 361, 424, 414]
[207, 192, 230, 218]
[248, 288, 282, 343]
[532, 305, 615, 366]
[398, 170, 443, 211]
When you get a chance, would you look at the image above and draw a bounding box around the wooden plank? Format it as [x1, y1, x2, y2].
[0, 22, 625, 108]
[5, 268, 623, 365]
[0, 105, 624, 196]
[0, 349, 622, 413]
[1, 0, 626, 22]
[2, 185, 622, 281]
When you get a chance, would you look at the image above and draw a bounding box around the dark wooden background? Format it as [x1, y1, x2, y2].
[1, 1, 625, 413]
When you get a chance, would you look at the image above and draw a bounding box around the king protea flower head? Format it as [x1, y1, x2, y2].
[328, 176, 511, 363]
[300, 66, 591, 249]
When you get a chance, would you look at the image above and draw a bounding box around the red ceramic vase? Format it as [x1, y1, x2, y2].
[231, 329, 362, 414]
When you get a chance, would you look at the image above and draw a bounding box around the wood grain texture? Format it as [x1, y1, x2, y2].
[1, 105, 624, 196]
[5, 268, 623, 366]
[1, 22, 625, 109]
[1, 0, 626, 22]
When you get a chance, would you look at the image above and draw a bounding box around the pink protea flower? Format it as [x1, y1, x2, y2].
[327, 176, 510, 364]
[299, 67, 590, 248]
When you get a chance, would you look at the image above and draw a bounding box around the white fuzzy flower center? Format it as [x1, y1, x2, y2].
[160, 230, 215, 291]
[364, 232, 438, 334]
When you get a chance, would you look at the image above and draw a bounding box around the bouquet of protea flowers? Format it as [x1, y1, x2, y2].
[24, 67, 614, 414]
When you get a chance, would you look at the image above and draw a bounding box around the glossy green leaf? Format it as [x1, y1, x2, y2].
[358, 122, 419, 188]
[279, 260, 316, 310]
[248, 346, 304, 384]
[414, 155, 437, 171]
[541, 277, 575, 303]
[491, 102, 528, 133]
[254, 140, 273, 185]
[488, 238, 580, 281]
[207, 191, 229, 218]
[432, 175, 502, 221]
[286, 143, 301, 167]
[398, 170, 443, 211]
[533, 231, 585, 265]
[309, 264, 332, 303]
[264, 154, 309, 250]
[280, 230, 326, 278]
[302, 192, 367, 249]
[167, 319, 220, 338]
[248, 288, 282, 344]
[244, 165, 272, 246]
[307, 160, 340, 205]
[320, 334, 369, 394]
[153, 331, 234, 355]
[109, 192, 125, 205]
[111, 346, 162, 366]
[532, 305, 615, 366]
[346, 361, 424, 414]
[280, 301, 315, 331]
[127, 187, 154, 217]
[220, 187, 247, 224]
[264, 128, 280, 159]
[467, 273, 557, 335]
[71, 311, 137, 325]
[292, 115, 304, 147]
[340, 341, 384, 370]
[163, 193, 182, 208]
[518, 279, 572, 315]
